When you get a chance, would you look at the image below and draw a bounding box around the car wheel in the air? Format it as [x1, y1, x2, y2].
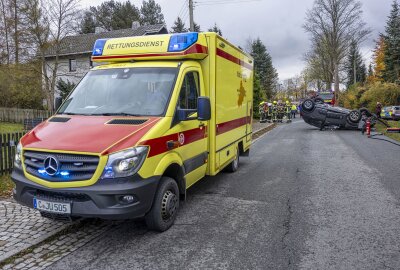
[302, 99, 315, 112]
[348, 110, 361, 123]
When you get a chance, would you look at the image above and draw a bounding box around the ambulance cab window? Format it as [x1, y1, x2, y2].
[178, 72, 199, 110]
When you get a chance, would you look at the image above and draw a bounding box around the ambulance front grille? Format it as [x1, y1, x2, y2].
[23, 151, 99, 182]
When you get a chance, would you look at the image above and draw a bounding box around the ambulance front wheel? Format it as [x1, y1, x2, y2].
[145, 177, 179, 232]
[226, 147, 239, 173]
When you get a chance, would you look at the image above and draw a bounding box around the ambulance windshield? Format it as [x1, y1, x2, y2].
[58, 67, 177, 116]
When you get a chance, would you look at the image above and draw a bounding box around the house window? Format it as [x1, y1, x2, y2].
[69, 59, 77, 72]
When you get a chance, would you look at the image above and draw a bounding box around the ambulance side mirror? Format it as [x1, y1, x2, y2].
[197, 97, 211, 121]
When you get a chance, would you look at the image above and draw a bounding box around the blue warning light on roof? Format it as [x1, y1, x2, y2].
[168, 32, 198, 52]
[92, 39, 108, 56]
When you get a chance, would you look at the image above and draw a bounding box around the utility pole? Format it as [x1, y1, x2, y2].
[189, 0, 194, 32]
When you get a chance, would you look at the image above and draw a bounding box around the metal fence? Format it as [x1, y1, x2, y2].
[0, 107, 51, 124]
[0, 132, 25, 175]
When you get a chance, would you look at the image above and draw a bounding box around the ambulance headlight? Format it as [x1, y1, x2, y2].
[14, 143, 22, 169]
[101, 147, 148, 179]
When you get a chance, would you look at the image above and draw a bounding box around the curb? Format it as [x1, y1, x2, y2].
[252, 123, 276, 142]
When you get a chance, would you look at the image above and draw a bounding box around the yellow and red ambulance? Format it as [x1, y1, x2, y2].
[12, 32, 253, 231]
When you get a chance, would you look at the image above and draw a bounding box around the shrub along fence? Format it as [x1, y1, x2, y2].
[0, 132, 25, 175]
[0, 107, 51, 124]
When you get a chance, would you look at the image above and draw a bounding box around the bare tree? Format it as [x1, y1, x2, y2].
[303, 0, 370, 104]
[0, 0, 10, 64]
[24, 0, 79, 111]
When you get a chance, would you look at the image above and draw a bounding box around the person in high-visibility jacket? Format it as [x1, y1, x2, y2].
[291, 104, 297, 119]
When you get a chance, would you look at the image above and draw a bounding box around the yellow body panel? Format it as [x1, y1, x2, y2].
[22, 33, 253, 190]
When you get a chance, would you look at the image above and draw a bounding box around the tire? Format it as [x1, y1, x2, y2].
[348, 110, 361, 123]
[314, 97, 325, 104]
[225, 147, 239, 173]
[145, 177, 179, 232]
[302, 99, 315, 112]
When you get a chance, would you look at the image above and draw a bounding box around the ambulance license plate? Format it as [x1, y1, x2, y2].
[33, 198, 71, 214]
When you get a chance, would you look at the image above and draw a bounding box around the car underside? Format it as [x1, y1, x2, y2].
[301, 98, 377, 130]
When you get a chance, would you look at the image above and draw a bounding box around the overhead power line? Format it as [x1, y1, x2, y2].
[195, 0, 262, 6]
[177, 0, 188, 18]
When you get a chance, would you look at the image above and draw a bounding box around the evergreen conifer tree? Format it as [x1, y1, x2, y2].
[208, 23, 222, 36]
[140, 0, 165, 26]
[383, 0, 400, 83]
[250, 38, 279, 99]
[171, 17, 187, 33]
[345, 41, 367, 88]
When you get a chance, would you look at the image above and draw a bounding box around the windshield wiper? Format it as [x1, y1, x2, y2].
[59, 112, 79, 115]
[95, 113, 142, 116]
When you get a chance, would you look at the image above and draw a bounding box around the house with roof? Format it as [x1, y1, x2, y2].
[44, 23, 168, 88]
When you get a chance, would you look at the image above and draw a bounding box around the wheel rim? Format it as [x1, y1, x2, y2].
[161, 190, 178, 221]
[349, 111, 360, 121]
[304, 100, 313, 110]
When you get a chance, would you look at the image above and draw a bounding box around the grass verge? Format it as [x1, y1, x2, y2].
[0, 174, 14, 198]
[0, 122, 23, 133]
[375, 120, 400, 142]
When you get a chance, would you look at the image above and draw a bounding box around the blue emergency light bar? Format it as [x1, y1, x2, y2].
[168, 32, 198, 52]
[92, 39, 108, 56]
[91, 32, 199, 57]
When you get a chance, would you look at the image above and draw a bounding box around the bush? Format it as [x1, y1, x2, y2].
[360, 82, 400, 111]
[0, 63, 44, 109]
[341, 82, 400, 111]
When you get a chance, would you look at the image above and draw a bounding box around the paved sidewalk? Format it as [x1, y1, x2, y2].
[0, 200, 69, 263]
[1, 220, 115, 270]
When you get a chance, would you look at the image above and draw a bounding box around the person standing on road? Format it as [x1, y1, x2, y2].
[376, 102, 382, 119]
[291, 104, 297, 118]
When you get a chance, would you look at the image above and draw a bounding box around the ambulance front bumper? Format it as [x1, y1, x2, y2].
[11, 169, 159, 220]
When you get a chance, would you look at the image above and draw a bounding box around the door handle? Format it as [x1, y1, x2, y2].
[199, 123, 205, 128]
[166, 140, 180, 150]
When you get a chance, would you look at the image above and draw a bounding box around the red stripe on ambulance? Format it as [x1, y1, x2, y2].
[216, 116, 251, 135]
[216, 48, 253, 70]
[140, 126, 207, 157]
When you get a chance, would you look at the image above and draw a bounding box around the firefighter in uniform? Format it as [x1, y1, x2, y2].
[259, 101, 265, 122]
[272, 101, 278, 122]
[285, 100, 292, 123]
[267, 102, 273, 122]
[276, 100, 284, 123]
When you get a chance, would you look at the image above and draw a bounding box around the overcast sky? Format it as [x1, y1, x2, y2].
[81, 0, 393, 81]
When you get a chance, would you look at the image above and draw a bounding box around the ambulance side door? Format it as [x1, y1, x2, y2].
[170, 67, 208, 188]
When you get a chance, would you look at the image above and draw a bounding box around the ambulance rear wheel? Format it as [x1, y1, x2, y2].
[145, 177, 179, 232]
[226, 147, 239, 173]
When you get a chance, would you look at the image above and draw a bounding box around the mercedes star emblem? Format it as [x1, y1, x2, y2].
[44, 156, 59, 176]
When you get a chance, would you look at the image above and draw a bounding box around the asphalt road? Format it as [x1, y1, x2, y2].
[48, 119, 400, 270]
